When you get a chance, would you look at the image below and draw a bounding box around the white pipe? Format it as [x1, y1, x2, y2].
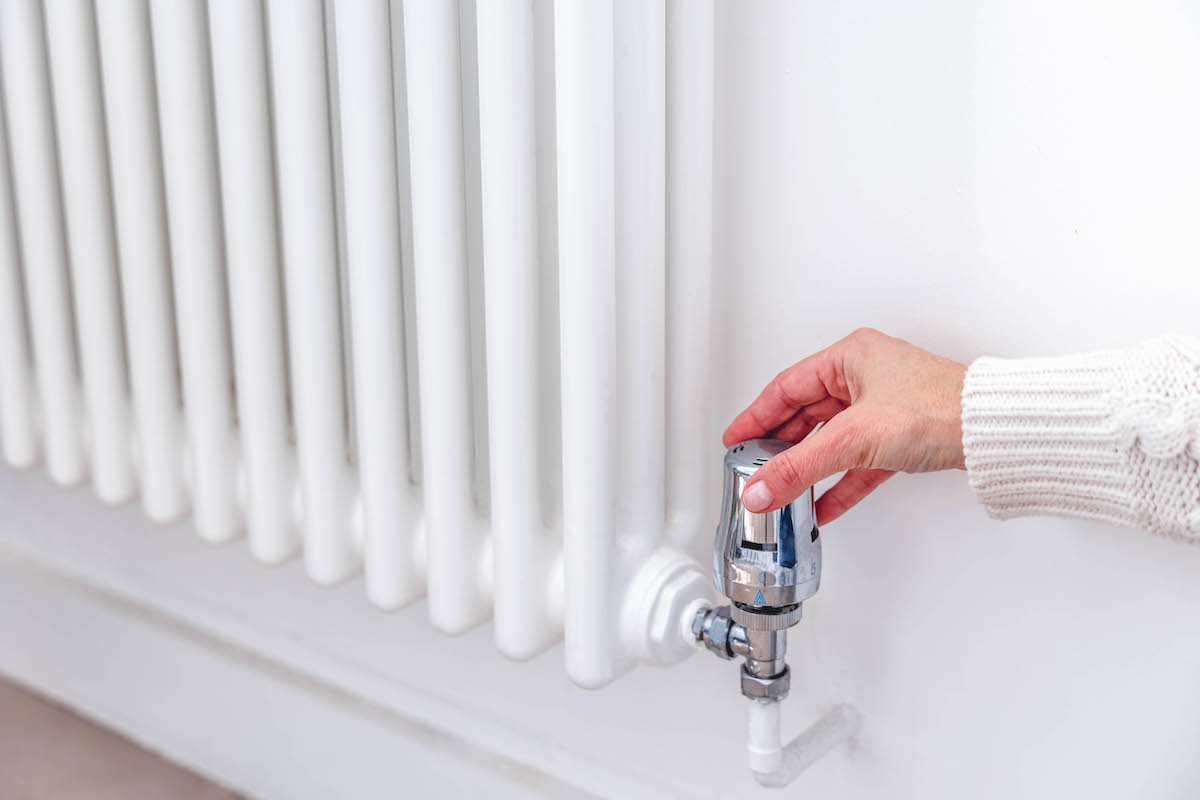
[149, 0, 242, 542]
[266, 0, 358, 584]
[476, 0, 558, 659]
[94, 0, 188, 524]
[554, 0, 624, 687]
[401, 0, 489, 634]
[0, 94, 38, 470]
[748, 699, 784, 775]
[665, 0, 715, 549]
[333, 0, 420, 597]
[209, 0, 297, 565]
[614, 0, 667, 556]
[750, 702, 862, 788]
[43, 0, 136, 505]
[0, 0, 87, 487]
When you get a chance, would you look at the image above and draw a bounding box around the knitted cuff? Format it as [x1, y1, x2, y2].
[961, 336, 1200, 540]
[961, 346, 1139, 528]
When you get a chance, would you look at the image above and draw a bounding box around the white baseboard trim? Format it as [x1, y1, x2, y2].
[0, 549, 584, 799]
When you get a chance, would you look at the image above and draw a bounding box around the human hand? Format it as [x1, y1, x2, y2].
[723, 328, 967, 524]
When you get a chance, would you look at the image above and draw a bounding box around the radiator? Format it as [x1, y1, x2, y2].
[0, 0, 715, 689]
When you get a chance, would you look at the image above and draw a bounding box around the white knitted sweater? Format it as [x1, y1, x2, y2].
[961, 335, 1200, 541]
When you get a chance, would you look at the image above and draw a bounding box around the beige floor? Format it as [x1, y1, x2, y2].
[0, 677, 240, 800]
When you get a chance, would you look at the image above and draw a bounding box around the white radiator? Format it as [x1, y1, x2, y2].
[0, 0, 715, 689]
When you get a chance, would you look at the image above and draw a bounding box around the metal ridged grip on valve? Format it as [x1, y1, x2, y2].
[732, 603, 803, 631]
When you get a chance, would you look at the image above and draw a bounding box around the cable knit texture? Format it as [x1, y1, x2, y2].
[962, 335, 1200, 542]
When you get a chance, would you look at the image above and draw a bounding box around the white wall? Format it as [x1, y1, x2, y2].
[712, 1, 1200, 797]
[3, 2, 1200, 798]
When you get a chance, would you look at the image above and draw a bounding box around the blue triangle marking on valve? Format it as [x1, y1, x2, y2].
[754, 589, 765, 604]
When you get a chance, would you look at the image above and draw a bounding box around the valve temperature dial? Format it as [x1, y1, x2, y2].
[713, 439, 821, 612]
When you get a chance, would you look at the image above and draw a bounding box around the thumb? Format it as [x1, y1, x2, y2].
[740, 409, 873, 513]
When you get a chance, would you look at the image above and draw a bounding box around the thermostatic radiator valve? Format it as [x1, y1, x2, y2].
[697, 438, 821, 702]
[693, 439, 858, 785]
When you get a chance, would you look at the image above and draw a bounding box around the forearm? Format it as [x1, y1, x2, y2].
[961, 335, 1200, 541]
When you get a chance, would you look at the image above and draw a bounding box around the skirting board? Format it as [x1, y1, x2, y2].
[0, 554, 579, 799]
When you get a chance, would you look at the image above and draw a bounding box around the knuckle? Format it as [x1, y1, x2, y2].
[770, 451, 803, 489]
[774, 373, 806, 410]
[831, 419, 874, 467]
[748, 403, 776, 433]
[795, 405, 819, 429]
[848, 327, 881, 344]
[766, 371, 799, 407]
[841, 328, 882, 362]
[822, 491, 849, 518]
[765, 374, 787, 404]
[853, 425, 879, 464]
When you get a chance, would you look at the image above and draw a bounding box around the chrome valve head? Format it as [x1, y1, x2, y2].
[713, 439, 821, 615]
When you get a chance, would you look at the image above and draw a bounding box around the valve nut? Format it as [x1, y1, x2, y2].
[740, 664, 790, 700]
[694, 605, 737, 660]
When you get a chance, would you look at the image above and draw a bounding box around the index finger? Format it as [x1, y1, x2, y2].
[722, 347, 840, 447]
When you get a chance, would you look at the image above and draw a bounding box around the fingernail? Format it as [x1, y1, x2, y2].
[742, 482, 773, 512]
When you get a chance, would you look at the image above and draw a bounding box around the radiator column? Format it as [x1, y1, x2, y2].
[209, 0, 298, 564]
[0, 0, 86, 487]
[334, 0, 421, 596]
[401, 0, 491, 634]
[476, 0, 560, 659]
[267, 0, 360, 586]
[614, 0, 667, 557]
[149, 0, 242, 542]
[665, 0, 716, 550]
[43, 0, 136, 504]
[94, 0, 188, 524]
[554, 0, 625, 687]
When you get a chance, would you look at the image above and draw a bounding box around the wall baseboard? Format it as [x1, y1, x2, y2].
[0, 551, 583, 799]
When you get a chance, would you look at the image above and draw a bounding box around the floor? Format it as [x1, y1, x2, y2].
[0, 677, 240, 800]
